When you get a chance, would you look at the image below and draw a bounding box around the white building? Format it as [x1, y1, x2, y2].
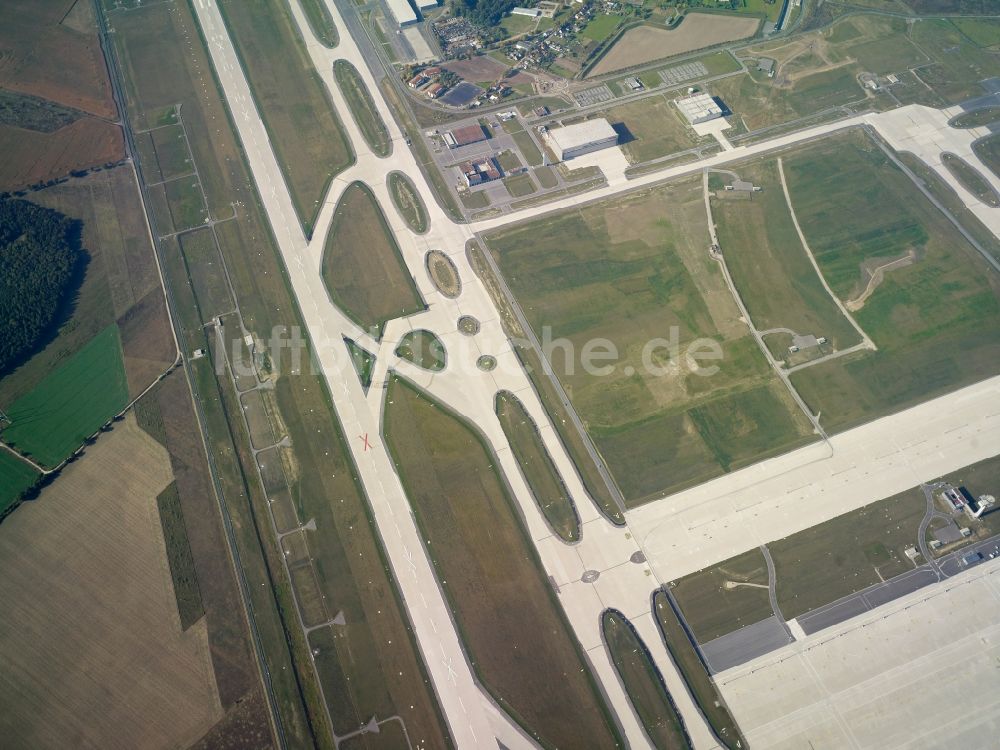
[416, 0, 439, 10]
[386, 0, 418, 26]
[675, 92, 723, 125]
[546, 118, 618, 161]
[511, 6, 541, 16]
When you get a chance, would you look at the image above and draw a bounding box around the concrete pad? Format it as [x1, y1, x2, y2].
[700, 616, 791, 673]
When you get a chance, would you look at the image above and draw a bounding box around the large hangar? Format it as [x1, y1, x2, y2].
[547, 118, 619, 161]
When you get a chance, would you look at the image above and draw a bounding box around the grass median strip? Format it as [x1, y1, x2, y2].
[334, 59, 390, 157]
[603, 609, 692, 750]
[495, 390, 579, 542]
[384, 376, 623, 750]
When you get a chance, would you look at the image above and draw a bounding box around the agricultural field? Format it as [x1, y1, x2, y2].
[495, 390, 579, 542]
[0, 416, 224, 749]
[769, 485, 926, 619]
[973, 131, 1000, 180]
[322, 182, 425, 333]
[218, 0, 353, 236]
[603, 610, 691, 750]
[670, 548, 773, 643]
[712, 161, 862, 352]
[942, 152, 1000, 207]
[783, 131, 1000, 432]
[588, 14, 760, 77]
[334, 59, 391, 157]
[485, 176, 814, 505]
[110, 1, 452, 745]
[1, 325, 128, 467]
[652, 591, 747, 750]
[384, 377, 622, 749]
[600, 94, 701, 164]
[387, 171, 428, 233]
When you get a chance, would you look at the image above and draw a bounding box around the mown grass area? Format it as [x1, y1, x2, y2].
[384, 376, 623, 750]
[784, 131, 1000, 432]
[950, 106, 1000, 129]
[670, 548, 772, 643]
[486, 177, 813, 505]
[297, 0, 338, 47]
[910, 19, 1000, 104]
[0, 451, 38, 518]
[156, 481, 205, 630]
[504, 172, 537, 197]
[218, 0, 353, 237]
[387, 171, 428, 233]
[712, 161, 861, 351]
[113, 2, 452, 747]
[394, 330, 446, 371]
[942, 152, 1000, 207]
[896, 152, 1000, 264]
[322, 182, 425, 333]
[495, 390, 579, 542]
[1, 325, 127, 467]
[333, 60, 390, 158]
[769, 486, 925, 619]
[582, 14, 622, 43]
[652, 591, 746, 750]
[974, 132, 1000, 180]
[601, 94, 699, 165]
[344, 338, 375, 390]
[603, 610, 691, 750]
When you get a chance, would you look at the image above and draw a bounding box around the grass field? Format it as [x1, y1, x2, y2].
[334, 60, 390, 158]
[0, 450, 38, 518]
[486, 177, 813, 505]
[0, 416, 224, 748]
[895, 152, 1000, 263]
[156, 481, 205, 630]
[218, 0, 352, 237]
[951, 106, 1000, 128]
[322, 182, 425, 333]
[942, 152, 1000, 207]
[495, 390, 579, 542]
[910, 19, 1000, 104]
[769, 486, 925, 619]
[652, 591, 747, 750]
[582, 14, 622, 43]
[602, 94, 700, 165]
[395, 330, 446, 371]
[384, 377, 622, 749]
[670, 548, 772, 643]
[603, 610, 691, 750]
[504, 172, 537, 197]
[974, 132, 1000, 179]
[387, 171, 428, 233]
[783, 131, 1000, 432]
[345, 338, 375, 390]
[111, 1, 452, 746]
[712, 161, 861, 351]
[297, 0, 339, 47]
[1, 325, 128, 467]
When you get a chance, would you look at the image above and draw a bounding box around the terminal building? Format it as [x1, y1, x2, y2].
[386, 0, 418, 27]
[675, 92, 723, 125]
[546, 118, 618, 161]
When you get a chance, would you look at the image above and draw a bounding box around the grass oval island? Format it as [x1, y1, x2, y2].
[388, 171, 429, 233]
[426, 249, 461, 298]
[394, 329, 446, 371]
[457, 315, 480, 335]
[942, 152, 1000, 207]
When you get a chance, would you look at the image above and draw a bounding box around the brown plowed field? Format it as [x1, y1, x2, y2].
[0, 117, 123, 191]
[588, 13, 760, 77]
[0, 415, 224, 748]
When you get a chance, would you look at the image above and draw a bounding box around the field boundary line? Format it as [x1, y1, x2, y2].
[776, 156, 877, 352]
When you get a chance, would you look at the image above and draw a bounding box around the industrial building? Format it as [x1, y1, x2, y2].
[386, 0, 418, 27]
[511, 6, 541, 16]
[675, 92, 723, 125]
[546, 118, 618, 161]
[416, 0, 439, 9]
[443, 124, 488, 148]
[459, 158, 502, 187]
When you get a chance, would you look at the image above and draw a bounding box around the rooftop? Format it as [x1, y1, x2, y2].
[675, 92, 723, 123]
[547, 118, 617, 152]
